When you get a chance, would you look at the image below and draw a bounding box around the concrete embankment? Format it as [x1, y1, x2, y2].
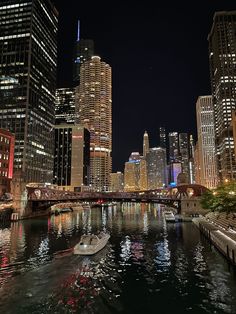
[193, 217, 236, 266]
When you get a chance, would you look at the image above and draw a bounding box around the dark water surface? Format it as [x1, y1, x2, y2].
[0, 203, 236, 314]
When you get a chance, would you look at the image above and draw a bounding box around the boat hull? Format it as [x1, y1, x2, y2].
[74, 234, 110, 255]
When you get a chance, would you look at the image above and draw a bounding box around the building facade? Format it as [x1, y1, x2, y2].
[208, 11, 236, 180]
[196, 96, 218, 188]
[179, 133, 189, 182]
[143, 131, 149, 158]
[146, 147, 167, 189]
[77, 56, 112, 191]
[0, 129, 15, 195]
[168, 132, 179, 163]
[53, 125, 90, 191]
[110, 172, 124, 192]
[55, 88, 76, 125]
[159, 126, 167, 149]
[0, 0, 58, 183]
[124, 160, 140, 192]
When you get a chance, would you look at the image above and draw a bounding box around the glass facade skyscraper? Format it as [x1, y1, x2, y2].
[0, 0, 58, 183]
[73, 21, 94, 85]
[55, 88, 76, 125]
[208, 11, 236, 181]
[196, 96, 218, 188]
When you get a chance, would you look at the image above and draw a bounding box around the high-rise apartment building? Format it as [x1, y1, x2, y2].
[168, 132, 179, 162]
[146, 147, 167, 189]
[55, 88, 76, 125]
[73, 21, 94, 85]
[0, 0, 58, 183]
[208, 11, 236, 181]
[179, 133, 189, 182]
[77, 56, 112, 191]
[196, 96, 218, 188]
[159, 127, 167, 149]
[143, 131, 149, 158]
[53, 125, 90, 191]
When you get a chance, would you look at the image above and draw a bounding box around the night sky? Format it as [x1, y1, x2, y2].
[52, 0, 236, 172]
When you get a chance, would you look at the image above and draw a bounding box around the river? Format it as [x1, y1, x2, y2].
[0, 203, 236, 314]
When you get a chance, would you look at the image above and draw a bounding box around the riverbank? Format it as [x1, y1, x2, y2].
[193, 213, 236, 266]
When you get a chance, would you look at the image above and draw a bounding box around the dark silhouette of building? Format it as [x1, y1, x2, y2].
[73, 20, 94, 85]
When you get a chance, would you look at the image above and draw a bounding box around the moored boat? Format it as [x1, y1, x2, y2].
[74, 232, 110, 255]
[163, 210, 176, 222]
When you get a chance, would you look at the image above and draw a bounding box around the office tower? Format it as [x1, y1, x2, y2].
[139, 159, 148, 190]
[168, 132, 179, 162]
[146, 147, 167, 189]
[169, 162, 182, 186]
[124, 160, 140, 192]
[143, 131, 149, 158]
[73, 20, 94, 85]
[159, 126, 167, 148]
[208, 11, 236, 181]
[194, 142, 201, 185]
[110, 172, 124, 192]
[196, 96, 218, 188]
[53, 125, 90, 191]
[179, 133, 189, 182]
[77, 56, 112, 191]
[55, 88, 76, 125]
[0, 0, 58, 183]
[189, 134, 195, 184]
[0, 129, 15, 195]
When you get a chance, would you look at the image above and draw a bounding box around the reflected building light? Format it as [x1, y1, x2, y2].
[38, 238, 49, 257]
[143, 211, 148, 234]
[120, 236, 131, 262]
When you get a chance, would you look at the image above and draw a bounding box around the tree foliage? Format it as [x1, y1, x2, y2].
[201, 181, 236, 213]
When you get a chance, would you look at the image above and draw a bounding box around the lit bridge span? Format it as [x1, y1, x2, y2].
[25, 184, 209, 214]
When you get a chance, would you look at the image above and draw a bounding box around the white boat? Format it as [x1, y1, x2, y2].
[164, 210, 176, 222]
[74, 232, 110, 255]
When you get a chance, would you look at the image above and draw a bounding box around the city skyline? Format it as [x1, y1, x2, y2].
[52, 0, 236, 172]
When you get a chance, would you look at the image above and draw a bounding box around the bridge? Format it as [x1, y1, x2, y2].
[23, 184, 209, 215]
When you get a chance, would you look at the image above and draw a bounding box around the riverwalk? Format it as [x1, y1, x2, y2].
[193, 212, 236, 266]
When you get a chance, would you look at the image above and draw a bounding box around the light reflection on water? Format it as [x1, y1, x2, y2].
[0, 203, 236, 314]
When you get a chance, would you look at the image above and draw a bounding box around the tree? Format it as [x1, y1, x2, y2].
[201, 181, 236, 213]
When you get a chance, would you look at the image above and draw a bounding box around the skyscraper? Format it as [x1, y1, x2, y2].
[53, 125, 90, 190]
[168, 132, 179, 162]
[110, 172, 124, 192]
[196, 96, 218, 188]
[77, 56, 112, 191]
[159, 126, 167, 148]
[0, 0, 58, 183]
[73, 20, 94, 85]
[143, 131, 149, 158]
[179, 133, 189, 182]
[146, 147, 167, 189]
[208, 11, 236, 181]
[55, 88, 76, 125]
